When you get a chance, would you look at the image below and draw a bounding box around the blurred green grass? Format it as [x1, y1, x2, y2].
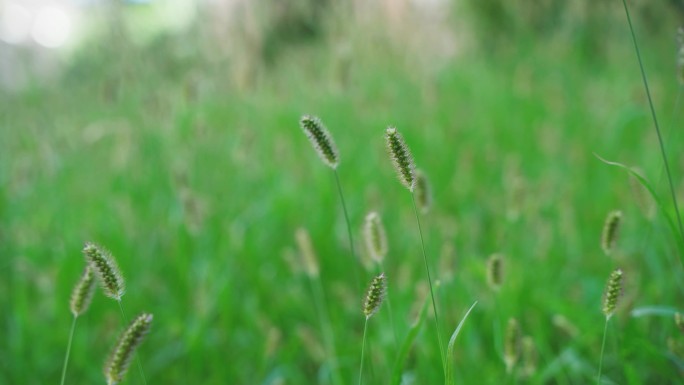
[2, 4, 684, 384]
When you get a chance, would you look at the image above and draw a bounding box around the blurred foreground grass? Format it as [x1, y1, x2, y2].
[2, 4, 684, 384]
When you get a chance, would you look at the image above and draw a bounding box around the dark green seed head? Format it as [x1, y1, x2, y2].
[300, 115, 339, 169]
[69, 265, 96, 317]
[104, 313, 153, 385]
[602, 268, 624, 319]
[414, 169, 432, 213]
[486, 253, 504, 291]
[601, 210, 623, 256]
[363, 273, 387, 319]
[675, 312, 684, 334]
[385, 127, 416, 191]
[83, 242, 125, 301]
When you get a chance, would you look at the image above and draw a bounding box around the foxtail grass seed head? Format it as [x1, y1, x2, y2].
[414, 169, 432, 213]
[83, 242, 125, 300]
[504, 318, 521, 373]
[486, 253, 504, 291]
[69, 265, 96, 317]
[601, 210, 623, 256]
[363, 212, 388, 264]
[385, 127, 416, 191]
[675, 312, 684, 334]
[521, 336, 537, 377]
[104, 313, 153, 385]
[363, 273, 387, 319]
[602, 269, 624, 319]
[295, 228, 319, 278]
[299, 115, 339, 169]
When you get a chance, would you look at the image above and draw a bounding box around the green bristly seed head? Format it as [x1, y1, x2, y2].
[385, 127, 416, 191]
[69, 265, 96, 317]
[414, 169, 432, 213]
[602, 268, 624, 319]
[104, 313, 153, 385]
[504, 318, 521, 373]
[486, 253, 504, 291]
[601, 210, 623, 256]
[300, 115, 339, 169]
[521, 336, 538, 377]
[363, 212, 388, 264]
[363, 273, 387, 319]
[83, 242, 125, 301]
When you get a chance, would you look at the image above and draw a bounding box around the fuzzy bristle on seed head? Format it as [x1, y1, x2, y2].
[504, 318, 521, 373]
[363, 273, 387, 319]
[83, 242, 125, 301]
[601, 210, 623, 256]
[69, 265, 96, 317]
[299, 115, 339, 169]
[104, 313, 153, 385]
[385, 127, 416, 191]
[486, 253, 504, 291]
[521, 336, 537, 378]
[414, 169, 432, 213]
[602, 268, 624, 319]
[363, 212, 388, 264]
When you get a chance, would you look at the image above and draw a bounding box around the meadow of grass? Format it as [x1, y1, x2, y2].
[2, 3, 684, 384]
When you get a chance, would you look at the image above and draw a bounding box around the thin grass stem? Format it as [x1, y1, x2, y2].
[411, 193, 446, 376]
[334, 168, 361, 290]
[117, 300, 148, 385]
[358, 318, 369, 385]
[59, 316, 77, 385]
[620, 0, 684, 252]
[596, 318, 609, 385]
[310, 276, 344, 385]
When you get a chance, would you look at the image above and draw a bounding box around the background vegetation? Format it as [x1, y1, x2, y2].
[2, 0, 684, 383]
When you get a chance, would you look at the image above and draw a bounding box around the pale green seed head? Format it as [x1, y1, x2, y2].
[504, 318, 521, 373]
[602, 268, 624, 319]
[300, 115, 339, 169]
[363, 273, 387, 319]
[104, 313, 153, 385]
[675, 312, 684, 334]
[363, 212, 388, 264]
[70, 265, 96, 317]
[414, 169, 432, 213]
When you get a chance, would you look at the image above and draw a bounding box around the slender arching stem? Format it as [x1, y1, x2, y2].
[59, 316, 78, 385]
[117, 300, 148, 385]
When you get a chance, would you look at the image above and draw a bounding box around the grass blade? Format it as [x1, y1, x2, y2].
[391, 294, 430, 385]
[446, 301, 478, 385]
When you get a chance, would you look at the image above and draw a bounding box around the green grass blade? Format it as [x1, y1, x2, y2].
[391, 295, 430, 385]
[594, 154, 683, 254]
[445, 301, 478, 385]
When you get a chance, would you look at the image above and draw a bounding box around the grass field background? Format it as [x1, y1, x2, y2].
[2, 1, 684, 384]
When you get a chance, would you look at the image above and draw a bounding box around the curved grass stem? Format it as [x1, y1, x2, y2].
[411, 193, 446, 377]
[59, 316, 77, 385]
[620, 0, 684, 254]
[334, 169, 361, 289]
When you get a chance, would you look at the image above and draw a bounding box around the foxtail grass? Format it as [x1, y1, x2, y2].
[414, 169, 432, 214]
[597, 268, 624, 385]
[385, 126, 446, 376]
[504, 318, 521, 375]
[60, 265, 96, 385]
[104, 313, 153, 385]
[295, 228, 344, 385]
[299, 115, 361, 292]
[83, 242, 147, 385]
[601, 211, 622, 256]
[358, 273, 387, 385]
[362, 211, 397, 346]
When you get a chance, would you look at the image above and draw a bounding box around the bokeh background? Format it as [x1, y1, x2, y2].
[2, 0, 684, 384]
